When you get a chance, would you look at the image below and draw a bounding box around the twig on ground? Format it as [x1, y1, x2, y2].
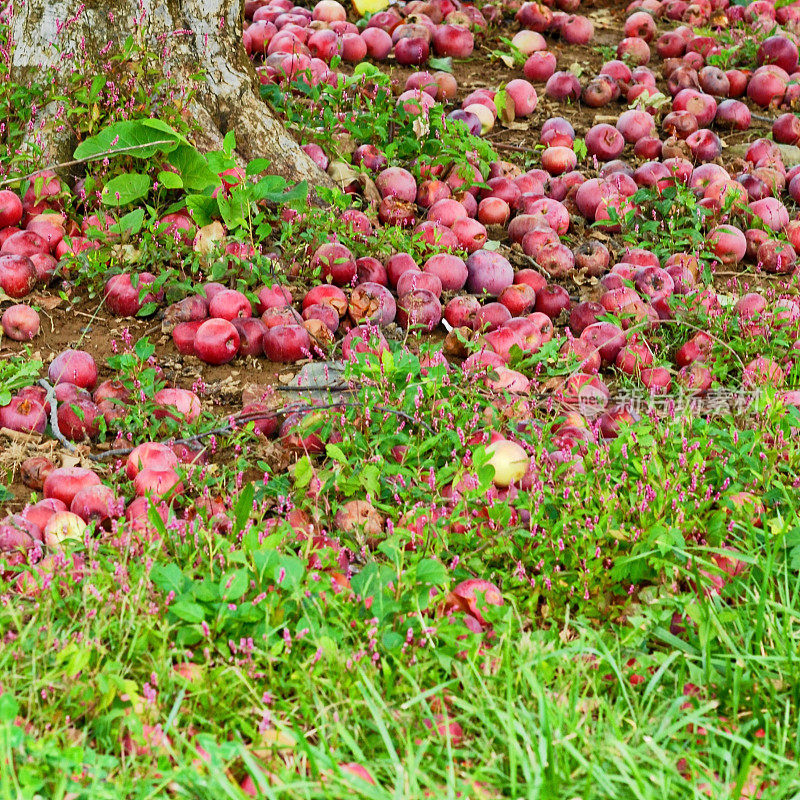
[0, 140, 177, 188]
[273, 383, 350, 393]
[89, 399, 432, 461]
[38, 379, 77, 453]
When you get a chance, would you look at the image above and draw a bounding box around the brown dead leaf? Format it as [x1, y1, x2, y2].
[28, 294, 63, 311]
[494, 89, 516, 126]
[327, 160, 359, 191]
[0, 427, 43, 443]
[412, 115, 431, 139]
[330, 131, 356, 157]
[356, 172, 381, 205]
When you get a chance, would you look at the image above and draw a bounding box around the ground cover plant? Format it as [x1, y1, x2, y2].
[3, 0, 800, 797]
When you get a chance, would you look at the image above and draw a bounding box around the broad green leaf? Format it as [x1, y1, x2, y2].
[252, 175, 288, 202]
[88, 74, 107, 102]
[274, 555, 304, 590]
[415, 558, 448, 586]
[133, 337, 155, 360]
[234, 483, 255, 536]
[254, 177, 308, 206]
[167, 144, 219, 191]
[185, 194, 219, 227]
[428, 56, 453, 73]
[206, 150, 236, 176]
[219, 568, 249, 602]
[150, 563, 185, 595]
[223, 129, 236, 155]
[136, 302, 158, 317]
[170, 599, 206, 623]
[0, 693, 19, 723]
[74, 120, 181, 161]
[100, 172, 151, 207]
[157, 170, 183, 190]
[108, 208, 145, 236]
[293, 456, 312, 489]
[325, 443, 347, 462]
[193, 579, 220, 602]
[246, 158, 272, 176]
[217, 190, 249, 230]
[353, 62, 384, 80]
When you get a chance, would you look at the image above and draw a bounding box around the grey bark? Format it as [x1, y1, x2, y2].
[10, 0, 333, 186]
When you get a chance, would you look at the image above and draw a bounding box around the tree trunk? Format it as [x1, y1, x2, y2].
[10, 0, 333, 187]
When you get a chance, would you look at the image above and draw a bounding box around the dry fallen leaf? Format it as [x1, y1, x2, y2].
[357, 172, 381, 205]
[413, 115, 431, 139]
[327, 160, 360, 191]
[29, 294, 63, 311]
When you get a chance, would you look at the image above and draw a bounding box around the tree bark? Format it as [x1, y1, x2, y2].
[10, 0, 333, 186]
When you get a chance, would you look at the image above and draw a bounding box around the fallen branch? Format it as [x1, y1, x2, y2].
[0, 140, 177, 189]
[89, 399, 432, 462]
[273, 383, 350, 393]
[38, 379, 77, 453]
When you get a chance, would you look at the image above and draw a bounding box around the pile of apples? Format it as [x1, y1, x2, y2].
[3, 0, 800, 445]
[243, 0, 486, 80]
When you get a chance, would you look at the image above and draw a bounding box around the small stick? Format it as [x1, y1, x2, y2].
[0, 140, 177, 188]
[488, 142, 531, 153]
[273, 383, 350, 393]
[89, 400, 432, 461]
[38, 379, 76, 453]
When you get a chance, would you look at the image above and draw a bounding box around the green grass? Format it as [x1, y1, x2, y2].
[3, 10, 800, 800]
[4, 342, 800, 798]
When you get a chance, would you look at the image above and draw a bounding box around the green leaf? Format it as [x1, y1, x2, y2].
[293, 456, 312, 489]
[428, 56, 453, 73]
[255, 178, 309, 207]
[185, 194, 219, 227]
[0, 693, 19, 723]
[157, 170, 183, 190]
[246, 158, 272, 176]
[206, 150, 236, 176]
[74, 120, 181, 161]
[136, 302, 158, 318]
[134, 337, 155, 361]
[274, 556, 304, 590]
[325, 443, 347, 462]
[88, 74, 107, 102]
[216, 191, 248, 231]
[147, 501, 168, 541]
[108, 208, 145, 235]
[100, 173, 151, 207]
[252, 175, 288, 202]
[193, 579, 220, 603]
[382, 631, 404, 651]
[170, 599, 206, 623]
[415, 558, 448, 586]
[494, 89, 515, 125]
[351, 563, 395, 596]
[167, 144, 219, 191]
[352, 62, 383, 80]
[150, 563, 185, 595]
[360, 463, 381, 497]
[234, 483, 254, 536]
[219, 568, 249, 602]
[223, 130, 236, 155]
